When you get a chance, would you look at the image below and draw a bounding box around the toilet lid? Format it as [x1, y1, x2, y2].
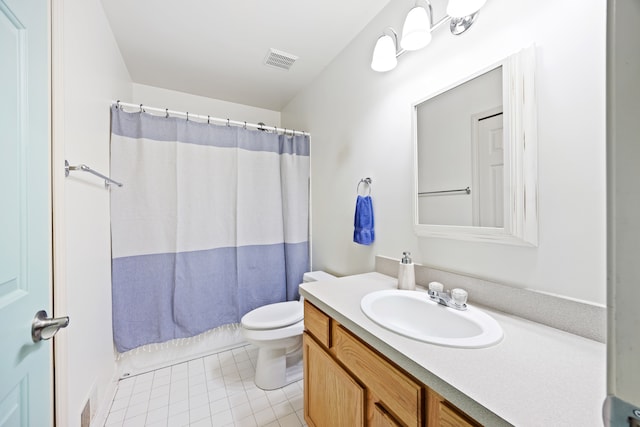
[241, 301, 303, 330]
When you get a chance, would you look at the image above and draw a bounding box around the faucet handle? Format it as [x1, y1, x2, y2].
[428, 281, 444, 293]
[451, 288, 468, 307]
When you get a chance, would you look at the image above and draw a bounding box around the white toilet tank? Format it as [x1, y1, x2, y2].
[299, 271, 336, 303]
[302, 270, 336, 283]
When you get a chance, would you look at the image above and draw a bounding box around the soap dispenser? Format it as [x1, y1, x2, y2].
[397, 251, 416, 291]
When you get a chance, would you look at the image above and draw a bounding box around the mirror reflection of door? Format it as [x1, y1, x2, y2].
[472, 110, 504, 227]
[415, 66, 503, 227]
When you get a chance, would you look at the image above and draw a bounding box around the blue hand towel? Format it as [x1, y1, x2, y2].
[353, 195, 375, 245]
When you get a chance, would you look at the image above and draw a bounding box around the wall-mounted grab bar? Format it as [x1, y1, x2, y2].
[65, 160, 123, 188]
[418, 186, 470, 196]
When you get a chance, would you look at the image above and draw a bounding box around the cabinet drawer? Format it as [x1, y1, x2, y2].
[333, 325, 423, 427]
[304, 300, 331, 347]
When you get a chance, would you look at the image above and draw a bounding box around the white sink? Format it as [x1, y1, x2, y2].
[360, 289, 503, 348]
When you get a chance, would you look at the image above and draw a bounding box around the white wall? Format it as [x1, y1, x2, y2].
[132, 83, 281, 127]
[282, 0, 606, 305]
[54, 0, 132, 424]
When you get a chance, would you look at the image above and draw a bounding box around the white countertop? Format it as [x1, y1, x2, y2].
[299, 272, 606, 427]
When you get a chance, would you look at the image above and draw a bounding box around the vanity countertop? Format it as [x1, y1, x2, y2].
[299, 272, 606, 427]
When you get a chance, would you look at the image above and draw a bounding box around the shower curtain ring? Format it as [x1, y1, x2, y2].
[116, 100, 120, 109]
[244, 121, 247, 129]
[165, 108, 169, 118]
[227, 118, 230, 127]
[139, 104, 143, 113]
[207, 115, 210, 124]
[186, 112, 189, 121]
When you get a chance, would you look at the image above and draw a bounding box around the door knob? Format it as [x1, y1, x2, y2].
[31, 310, 69, 343]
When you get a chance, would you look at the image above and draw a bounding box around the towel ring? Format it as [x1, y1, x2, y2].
[357, 177, 372, 196]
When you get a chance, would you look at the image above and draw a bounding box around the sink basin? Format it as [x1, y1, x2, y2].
[360, 289, 503, 348]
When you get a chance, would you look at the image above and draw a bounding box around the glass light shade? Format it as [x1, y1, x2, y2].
[446, 0, 487, 18]
[371, 34, 398, 72]
[401, 6, 432, 51]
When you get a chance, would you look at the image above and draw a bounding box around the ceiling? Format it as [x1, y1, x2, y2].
[100, 0, 393, 111]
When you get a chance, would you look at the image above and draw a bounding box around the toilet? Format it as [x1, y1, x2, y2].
[240, 270, 336, 390]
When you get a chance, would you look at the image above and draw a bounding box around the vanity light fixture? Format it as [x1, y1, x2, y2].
[371, 0, 486, 72]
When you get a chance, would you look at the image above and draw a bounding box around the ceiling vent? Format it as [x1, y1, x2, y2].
[263, 48, 298, 71]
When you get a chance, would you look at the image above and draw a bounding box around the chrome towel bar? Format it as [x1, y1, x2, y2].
[418, 186, 470, 196]
[65, 160, 123, 188]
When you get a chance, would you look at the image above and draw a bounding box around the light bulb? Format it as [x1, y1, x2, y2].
[371, 34, 398, 72]
[401, 6, 432, 51]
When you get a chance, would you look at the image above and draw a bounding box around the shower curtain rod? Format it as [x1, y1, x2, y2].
[113, 101, 310, 137]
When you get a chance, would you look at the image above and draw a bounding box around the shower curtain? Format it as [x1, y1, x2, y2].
[109, 105, 310, 353]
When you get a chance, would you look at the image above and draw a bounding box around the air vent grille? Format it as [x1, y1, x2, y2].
[263, 48, 298, 71]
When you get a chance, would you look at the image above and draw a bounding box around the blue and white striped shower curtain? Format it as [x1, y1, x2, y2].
[109, 106, 310, 353]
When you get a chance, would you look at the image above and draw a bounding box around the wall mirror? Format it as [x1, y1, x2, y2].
[412, 46, 538, 246]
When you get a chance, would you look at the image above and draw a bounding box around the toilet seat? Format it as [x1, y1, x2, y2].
[241, 320, 304, 342]
[241, 301, 303, 330]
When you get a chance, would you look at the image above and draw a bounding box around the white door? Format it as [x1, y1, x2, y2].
[0, 0, 61, 425]
[472, 111, 504, 227]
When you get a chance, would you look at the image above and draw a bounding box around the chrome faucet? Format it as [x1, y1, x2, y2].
[427, 282, 468, 311]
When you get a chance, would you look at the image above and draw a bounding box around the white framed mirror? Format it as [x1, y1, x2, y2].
[412, 46, 538, 246]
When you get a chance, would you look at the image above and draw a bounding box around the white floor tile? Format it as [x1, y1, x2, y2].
[122, 413, 146, 427]
[278, 412, 303, 427]
[168, 400, 189, 417]
[189, 393, 210, 411]
[230, 402, 253, 421]
[265, 389, 287, 406]
[288, 395, 303, 412]
[252, 406, 276, 425]
[148, 394, 169, 411]
[234, 415, 257, 427]
[248, 396, 270, 413]
[125, 401, 150, 419]
[145, 405, 169, 424]
[227, 392, 249, 408]
[210, 398, 231, 415]
[189, 402, 212, 423]
[272, 400, 294, 419]
[104, 408, 126, 426]
[167, 410, 189, 427]
[211, 409, 233, 426]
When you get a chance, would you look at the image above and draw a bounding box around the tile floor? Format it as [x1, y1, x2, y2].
[104, 345, 307, 427]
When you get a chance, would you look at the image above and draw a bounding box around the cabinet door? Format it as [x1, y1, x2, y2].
[333, 325, 423, 427]
[303, 332, 365, 427]
[428, 389, 481, 427]
[371, 403, 403, 427]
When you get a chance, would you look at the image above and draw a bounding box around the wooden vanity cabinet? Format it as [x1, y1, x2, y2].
[303, 300, 482, 427]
